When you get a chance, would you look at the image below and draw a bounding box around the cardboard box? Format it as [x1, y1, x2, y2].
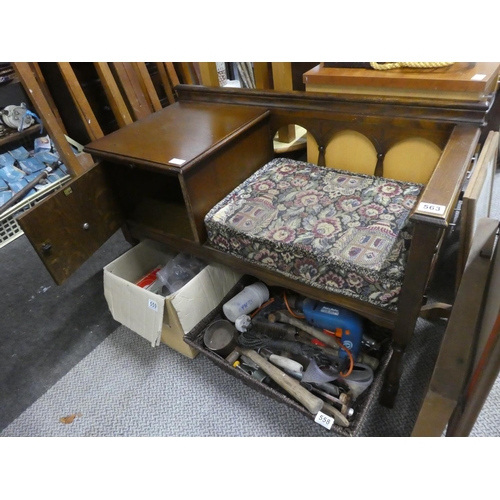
[103, 239, 243, 358]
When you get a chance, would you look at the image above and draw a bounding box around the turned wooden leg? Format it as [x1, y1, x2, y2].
[380, 222, 443, 408]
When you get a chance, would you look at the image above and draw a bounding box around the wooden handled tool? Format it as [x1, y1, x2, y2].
[269, 311, 340, 351]
[236, 347, 324, 415]
[269, 311, 379, 371]
[269, 354, 303, 373]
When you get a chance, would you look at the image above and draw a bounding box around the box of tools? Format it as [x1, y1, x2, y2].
[183, 279, 391, 436]
[103, 239, 243, 358]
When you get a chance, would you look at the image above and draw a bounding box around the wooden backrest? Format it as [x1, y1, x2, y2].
[306, 124, 445, 184]
[177, 85, 464, 184]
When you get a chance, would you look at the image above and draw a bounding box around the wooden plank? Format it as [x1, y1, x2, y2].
[156, 63, 175, 105]
[271, 62, 293, 91]
[198, 62, 220, 87]
[270, 63, 295, 143]
[94, 62, 133, 127]
[446, 217, 500, 436]
[447, 313, 500, 436]
[179, 62, 201, 85]
[133, 62, 163, 112]
[112, 62, 152, 120]
[30, 63, 68, 134]
[412, 391, 458, 437]
[12, 62, 87, 177]
[411, 218, 499, 436]
[253, 62, 272, 89]
[57, 62, 104, 141]
[165, 62, 180, 87]
[457, 131, 499, 287]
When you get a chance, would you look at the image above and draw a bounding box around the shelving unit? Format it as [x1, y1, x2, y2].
[0, 73, 71, 247]
[0, 124, 42, 148]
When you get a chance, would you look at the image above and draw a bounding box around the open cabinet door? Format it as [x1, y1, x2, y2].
[17, 163, 124, 285]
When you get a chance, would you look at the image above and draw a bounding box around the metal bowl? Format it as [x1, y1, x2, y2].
[203, 319, 237, 358]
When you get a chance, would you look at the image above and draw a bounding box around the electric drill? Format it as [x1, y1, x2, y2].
[292, 297, 364, 361]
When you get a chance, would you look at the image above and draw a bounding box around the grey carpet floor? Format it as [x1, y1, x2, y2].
[2, 170, 499, 438]
[0, 314, 497, 437]
[0, 319, 442, 437]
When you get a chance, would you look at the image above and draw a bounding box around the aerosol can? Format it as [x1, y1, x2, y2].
[292, 297, 364, 361]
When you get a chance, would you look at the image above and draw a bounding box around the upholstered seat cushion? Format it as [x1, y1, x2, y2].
[204, 159, 423, 309]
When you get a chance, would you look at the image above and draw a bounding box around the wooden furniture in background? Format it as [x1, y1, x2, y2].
[198, 62, 220, 87]
[13, 62, 184, 176]
[456, 131, 499, 288]
[412, 217, 500, 437]
[58, 62, 105, 141]
[303, 62, 500, 101]
[12, 62, 91, 177]
[94, 62, 134, 128]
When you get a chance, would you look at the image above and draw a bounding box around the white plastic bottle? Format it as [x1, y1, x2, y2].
[223, 282, 270, 322]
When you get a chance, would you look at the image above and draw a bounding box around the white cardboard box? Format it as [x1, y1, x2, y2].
[103, 239, 243, 358]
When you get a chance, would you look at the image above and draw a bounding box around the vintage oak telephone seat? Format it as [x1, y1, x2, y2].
[17, 86, 498, 408]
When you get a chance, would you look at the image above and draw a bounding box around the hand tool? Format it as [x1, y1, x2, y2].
[0, 160, 64, 216]
[283, 366, 341, 398]
[231, 355, 270, 383]
[320, 402, 350, 427]
[251, 314, 297, 340]
[225, 349, 240, 365]
[269, 311, 341, 351]
[235, 347, 324, 415]
[269, 311, 380, 371]
[306, 385, 354, 418]
[268, 354, 303, 374]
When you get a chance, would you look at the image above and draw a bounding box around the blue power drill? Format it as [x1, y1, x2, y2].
[293, 297, 364, 361]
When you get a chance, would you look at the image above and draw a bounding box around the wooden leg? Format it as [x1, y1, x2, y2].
[380, 223, 442, 408]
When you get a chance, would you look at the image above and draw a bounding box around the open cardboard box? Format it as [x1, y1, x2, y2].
[103, 239, 243, 358]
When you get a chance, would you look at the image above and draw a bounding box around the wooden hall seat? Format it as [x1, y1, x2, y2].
[16, 84, 499, 409]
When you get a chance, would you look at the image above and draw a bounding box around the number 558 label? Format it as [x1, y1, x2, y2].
[315, 411, 334, 430]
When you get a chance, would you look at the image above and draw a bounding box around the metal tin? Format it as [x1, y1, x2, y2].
[203, 319, 238, 358]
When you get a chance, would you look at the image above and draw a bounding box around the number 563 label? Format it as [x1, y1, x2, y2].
[315, 411, 334, 430]
[417, 202, 446, 216]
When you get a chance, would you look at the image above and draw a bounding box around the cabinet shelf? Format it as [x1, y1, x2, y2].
[0, 123, 42, 148]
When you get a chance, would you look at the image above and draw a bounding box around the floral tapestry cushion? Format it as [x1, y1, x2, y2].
[204, 158, 423, 309]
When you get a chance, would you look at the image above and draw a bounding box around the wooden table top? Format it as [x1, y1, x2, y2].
[303, 63, 500, 101]
[85, 101, 269, 172]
